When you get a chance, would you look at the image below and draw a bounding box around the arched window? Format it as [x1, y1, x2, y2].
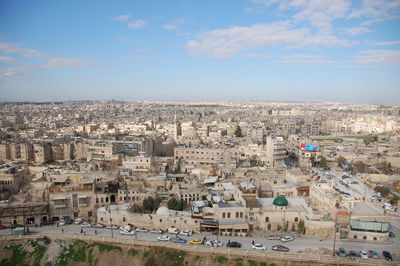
[265, 217, 269, 222]
[295, 217, 298, 222]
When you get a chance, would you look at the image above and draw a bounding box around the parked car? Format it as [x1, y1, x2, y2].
[338, 248, 346, 257]
[93, 223, 105, 228]
[272, 245, 289, 252]
[382, 251, 392, 261]
[170, 237, 187, 243]
[368, 250, 379, 259]
[81, 222, 92, 228]
[157, 235, 170, 241]
[168, 227, 179, 234]
[120, 225, 132, 232]
[135, 228, 148, 233]
[59, 220, 66, 226]
[205, 240, 223, 247]
[120, 230, 135, 235]
[280, 236, 294, 242]
[359, 250, 368, 259]
[0, 224, 7, 230]
[106, 224, 119, 229]
[179, 230, 193, 236]
[226, 241, 241, 248]
[74, 218, 83, 224]
[349, 250, 357, 260]
[189, 239, 203, 245]
[11, 224, 24, 229]
[41, 221, 54, 226]
[389, 231, 395, 238]
[267, 235, 281, 240]
[151, 229, 163, 234]
[252, 243, 266, 250]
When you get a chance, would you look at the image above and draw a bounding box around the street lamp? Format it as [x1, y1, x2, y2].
[109, 206, 113, 238]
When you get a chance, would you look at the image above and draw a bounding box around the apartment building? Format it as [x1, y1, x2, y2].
[265, 136, 287, 167]
[174, 146, 240, 166]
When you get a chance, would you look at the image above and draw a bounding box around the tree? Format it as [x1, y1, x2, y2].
[291, 224, 296, 232]
[336, 155, 346, 167]
[297, 219, 305, 235]
[234, 125, 243, 137]
[142, 196, 160, 213]
[167, 198, 187, 211]
[374, 186, 390, 197]
[353, 160, 367, 173]
[267, 223, 271, 231]
[319, 156, 327, 168]
[283, 221, 289, 232]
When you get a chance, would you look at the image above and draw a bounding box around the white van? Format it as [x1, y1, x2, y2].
[120, 225, 132, 231]
[168, 227, 179, 234]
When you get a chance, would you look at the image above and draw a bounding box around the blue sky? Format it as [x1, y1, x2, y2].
[0, 0, 399, 104]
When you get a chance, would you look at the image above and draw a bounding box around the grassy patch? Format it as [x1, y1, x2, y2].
[215, 256, 228, 264]
[0, 244, 28, 266]
[128, 249, 140, 256]
[90, 242, 122, 253]
[143, 251, 150, 258]
[247, 260, 258, 266]
[31, 242, 47, 266]
[56, 240, 88, 266]
[143, 247, 187, 266]
[194, 255, 201, 261]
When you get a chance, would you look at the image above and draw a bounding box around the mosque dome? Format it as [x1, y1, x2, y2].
[273, 196, 289, 207]
[156, 206, 170, 215]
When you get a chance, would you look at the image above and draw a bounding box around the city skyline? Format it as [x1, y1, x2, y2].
[0, 0, 400, 104]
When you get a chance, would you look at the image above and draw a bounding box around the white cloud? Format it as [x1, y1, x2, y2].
[374, 40, 400, 46]
[128, 19, 147, 29]
[163, 24, 177, 30]
[0, 56, 15, 63]
[343, 27, 371, 36]
[186, 21, 351, 58]
[348, 0, 400, 20]
[0, 42, 46, 57]
[241, 53, 269, 58]
[281, 54, 323, 59]
[353, 50, 400, 64]
[114, 14, 132, 21]
[0, 57, 90, 78]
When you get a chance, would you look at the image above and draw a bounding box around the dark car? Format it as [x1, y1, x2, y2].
[389, 231, 395, 238]
[170, 237, 187, 244]
[11, 224, 24, 229]
[226, 241, 241, 248]
[349, 250, 357, 260]
[382, 251, 392, 261]
[41, 221, 54, 226]
[368, 250, 379, 259]
[272, 245, 289, 252]
[338, 248, 346, 257]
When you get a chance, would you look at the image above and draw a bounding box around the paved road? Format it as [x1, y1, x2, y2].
[1, 224, 398, 261]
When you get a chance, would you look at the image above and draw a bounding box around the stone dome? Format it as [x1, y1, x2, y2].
[184, 127, 199, 139]
[273, 196, 289, 207]
[156, 206, 170, 215]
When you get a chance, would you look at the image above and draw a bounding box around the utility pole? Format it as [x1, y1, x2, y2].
[332, 214, 338, 257]
[109, 206, 113, 238]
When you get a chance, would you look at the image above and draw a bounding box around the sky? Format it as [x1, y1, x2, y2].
[0, 0, 399, 104]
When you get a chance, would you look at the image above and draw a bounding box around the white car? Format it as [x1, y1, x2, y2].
[157, 235, 170, 241]
[179, 230, 193, 236]
[252, 243, 266, 250]
[280, 236, 294, 242]
[136, 228, 148, 233]
[59, 220, 66, 226]
[81, 222, 92, 228]
[93, 223, 105, 228]
[151, 229, 163, 234]
[120, 230, 135, 235]
[74, 218, 83, 224]
[205, 240, 223, 247]
[359, 250, 368, 259]
[106, 224, 119, 229]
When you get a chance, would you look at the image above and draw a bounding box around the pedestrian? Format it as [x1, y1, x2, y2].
[62, 228, 64, 234]
[80, 228, 83, 234]
[252, 240, 254, 245]
[95, 230, 97, 235]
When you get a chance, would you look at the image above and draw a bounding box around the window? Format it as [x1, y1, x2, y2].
[227, 213, 231, 218]
[354, 235, 357, 239]
[222, 213, 226, 218]
[123, 217, 126, 222]
[363, 236, 367, 240]
[160, 219, 162, 223]
[373, 237, 377, 240]
[265, 217, 269, 222]
[294, 217, 298, 222]
[236, 212, 239, 218]
[100, 217, 103, 222]
[240, 212, 243, 218]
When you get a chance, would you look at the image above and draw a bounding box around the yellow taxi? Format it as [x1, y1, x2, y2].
[189, 239, 203, 245]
